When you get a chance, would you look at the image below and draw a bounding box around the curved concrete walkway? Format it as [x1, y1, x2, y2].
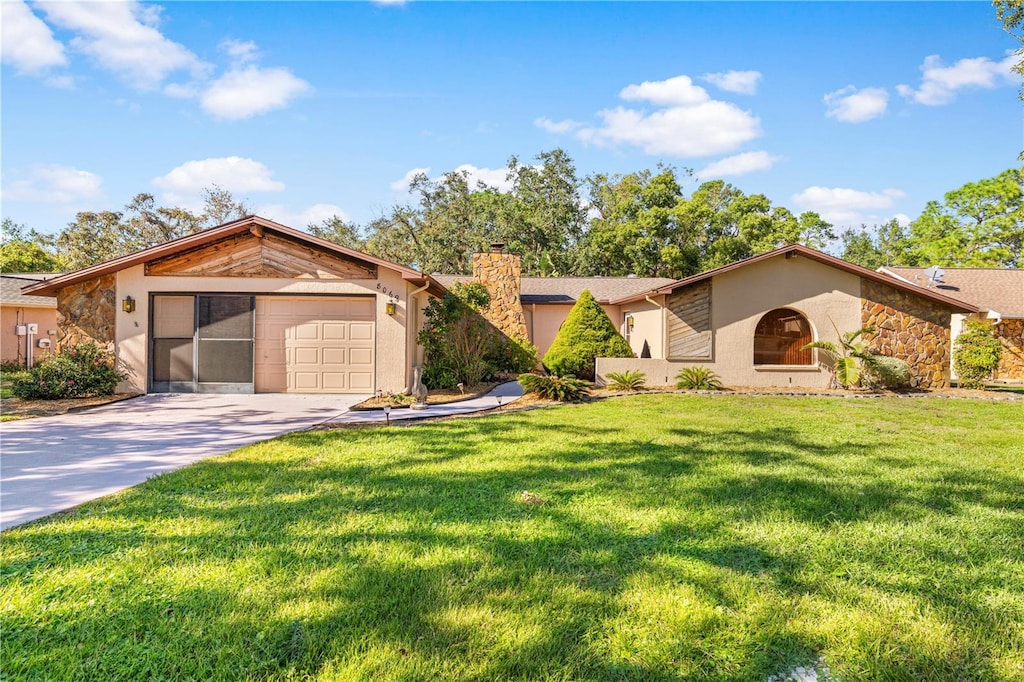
[0, 383, 523, 531]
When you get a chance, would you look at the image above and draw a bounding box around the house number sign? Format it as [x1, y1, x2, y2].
[376, 282, 401, 303]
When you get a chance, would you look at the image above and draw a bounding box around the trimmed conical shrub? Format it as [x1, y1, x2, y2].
[543, 289, 634, 380]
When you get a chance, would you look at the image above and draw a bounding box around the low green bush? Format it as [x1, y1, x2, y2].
[861, 355, 910, 389]
[675, 366, 723, 390]
[11, 343, 125, 400]
[518, 373, 590, 402]
[543, 290, 633, 381]
[605, 370, 646, 391]
[954, 320, 1002, 389]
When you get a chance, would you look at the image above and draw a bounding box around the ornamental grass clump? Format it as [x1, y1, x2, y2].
[542, 289, 633, 380]
[11, 342, 125, 400]
[605, 369, 647, 391]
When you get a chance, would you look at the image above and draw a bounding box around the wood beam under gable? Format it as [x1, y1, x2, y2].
[145, 230, 378, 279]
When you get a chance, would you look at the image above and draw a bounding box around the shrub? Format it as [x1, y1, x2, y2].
[954, 320, 1002, 389]
[605, 370, 646, 391]
[861, 355, 910, 389]
[543, 289, 634, 380]
[518, 373, 590, 401]
[675, 366, 722, 390]
[419, 282, 539, 389]
[11, 342, 125, 400]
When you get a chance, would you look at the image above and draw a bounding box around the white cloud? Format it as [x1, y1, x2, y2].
[152, 157, 284, 206]
[823, 85, 889, 123]
[1, 0, 67, 74]
[200, 65, 312, 120]
[546, 74, 763, 158]
[701, 70, 762, 95]
[39, 1, 208, 90]
[535, 117, 583, 134]
[696, 151, 781, 179]
[619, 75, 709, 106]
[256, 203, 350, 227]
[2, 164, 102, 203]
[220, 38, 259, 65]
[897, 53, 1017, 105]
[893, 213, 911, 227]
[390, 167, 431, 192]
[791, 186, 906, 226]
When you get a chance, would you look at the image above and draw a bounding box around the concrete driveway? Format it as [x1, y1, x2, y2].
[0, 393, 367, 531]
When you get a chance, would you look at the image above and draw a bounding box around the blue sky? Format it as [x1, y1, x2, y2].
[1, 1, 1019, 244]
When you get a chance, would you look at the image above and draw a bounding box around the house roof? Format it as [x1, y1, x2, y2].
[21, 216, 446, 298]
[432, 275, 676, 304]
[880, 266, 1024, 318]
[1, 274, 60, 307]
[610, 244, 978, 313]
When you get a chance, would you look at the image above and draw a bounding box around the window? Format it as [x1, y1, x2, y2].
[754, 309, 812, 365]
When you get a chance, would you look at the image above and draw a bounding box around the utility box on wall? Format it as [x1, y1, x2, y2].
[37, 338, 52, 349]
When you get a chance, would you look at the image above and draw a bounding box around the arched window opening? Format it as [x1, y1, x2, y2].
[754, 309, 812, 365]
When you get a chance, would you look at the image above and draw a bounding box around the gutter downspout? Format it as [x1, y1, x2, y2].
[407, 281, 432, 392]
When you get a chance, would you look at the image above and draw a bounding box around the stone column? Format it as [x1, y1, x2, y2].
[471, 244, 529, 340]
[55, 274, 117, 351]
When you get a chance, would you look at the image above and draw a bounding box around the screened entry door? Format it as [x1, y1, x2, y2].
[151, 294, 255, 393]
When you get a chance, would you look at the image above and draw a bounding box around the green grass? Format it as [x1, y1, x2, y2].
[2, 396, 1023, 681]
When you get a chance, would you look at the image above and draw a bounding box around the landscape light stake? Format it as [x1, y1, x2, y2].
[495, 395, 504, 410]
[383, 404, 391, 426]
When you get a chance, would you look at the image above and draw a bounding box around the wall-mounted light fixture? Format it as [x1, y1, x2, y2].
[385, 301, 397, 316]
[122, 295, 136, 313]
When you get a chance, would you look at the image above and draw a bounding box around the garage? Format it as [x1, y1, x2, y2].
[255, 296, 375, 393]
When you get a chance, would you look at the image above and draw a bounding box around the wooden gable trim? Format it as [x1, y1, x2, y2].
[145, 231, 378, 280]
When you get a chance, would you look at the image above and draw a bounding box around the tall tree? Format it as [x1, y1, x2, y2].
[0, 219, 64, 272]
[840, 219, 915, 269]
[307, 216, 365, 250]
[907, 167, 1023, 267]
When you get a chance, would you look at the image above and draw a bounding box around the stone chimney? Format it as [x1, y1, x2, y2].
[472, 245, 528, 339]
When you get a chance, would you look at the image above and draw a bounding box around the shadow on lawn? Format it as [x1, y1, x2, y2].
[3, 408, 1022, 681]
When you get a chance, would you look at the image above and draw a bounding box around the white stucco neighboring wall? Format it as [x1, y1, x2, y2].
[598, 254, 864, 388]
[115, 264, 421, 394]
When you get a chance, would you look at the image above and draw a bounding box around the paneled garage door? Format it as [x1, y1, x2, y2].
[255, 297, 375, 393]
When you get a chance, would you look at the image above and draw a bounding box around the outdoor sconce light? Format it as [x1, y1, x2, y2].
[122, 296, 136, 313]
[385, 301, 397, 316]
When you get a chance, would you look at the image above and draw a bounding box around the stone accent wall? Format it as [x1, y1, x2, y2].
[995, 318, 1024, 381]
[861, 279, 952, 389]
[472, 250, 529, 339]
[56, 274, 116, 351]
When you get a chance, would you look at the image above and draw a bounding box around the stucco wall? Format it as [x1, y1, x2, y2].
[115, 264, 417, 394]
[528, 302, 626, 359]
[599, 255, 863, 388]
[0, 306, 57, 365]
[620, 298, 664, 358]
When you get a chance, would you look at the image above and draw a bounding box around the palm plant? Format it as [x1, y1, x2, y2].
[605, 370, 647, 391]
[802, 320, 878, 388]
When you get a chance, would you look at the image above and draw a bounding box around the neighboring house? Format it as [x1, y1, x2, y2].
[596, 245, 976, 389]
[434, 251, 673, 357]
[21, 216, 444, 395]
[879, 267, 1024, 382]
[1, 273, 59, 367]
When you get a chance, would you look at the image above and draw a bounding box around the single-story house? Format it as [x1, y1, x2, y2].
[21, 216, 445, 395]
[21, 217, 978, 394]
[596, 245, 977, 389]
[879, 266, 1023, 382]
[1, 273, 59, 367]
[434, 265, 674, 358]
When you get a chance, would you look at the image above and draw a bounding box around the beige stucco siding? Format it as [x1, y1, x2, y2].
[115, 264, 418, 394]
[1, 306, 57, 365]
[619, 298, 664, 358]
[598, 254, 863, 388]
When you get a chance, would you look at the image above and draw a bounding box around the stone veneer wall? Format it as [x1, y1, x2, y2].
[861, 279, 952, 389]
[994, 318, 1024, 381]
[55, 274, 116, 351]
[472, 250, 529, 339]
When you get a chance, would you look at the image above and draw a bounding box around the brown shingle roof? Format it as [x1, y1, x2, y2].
[881, 267, 1024, 317]
[1, 274, 59, 307]
[431, 275, 676, 304]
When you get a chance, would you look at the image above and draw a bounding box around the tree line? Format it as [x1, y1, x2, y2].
[2, 152, 1021, 275]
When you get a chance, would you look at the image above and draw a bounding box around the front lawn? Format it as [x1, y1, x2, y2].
[2, 395, 1022, 680]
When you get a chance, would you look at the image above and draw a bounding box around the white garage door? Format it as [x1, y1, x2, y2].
[255, 297, 375, 393]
